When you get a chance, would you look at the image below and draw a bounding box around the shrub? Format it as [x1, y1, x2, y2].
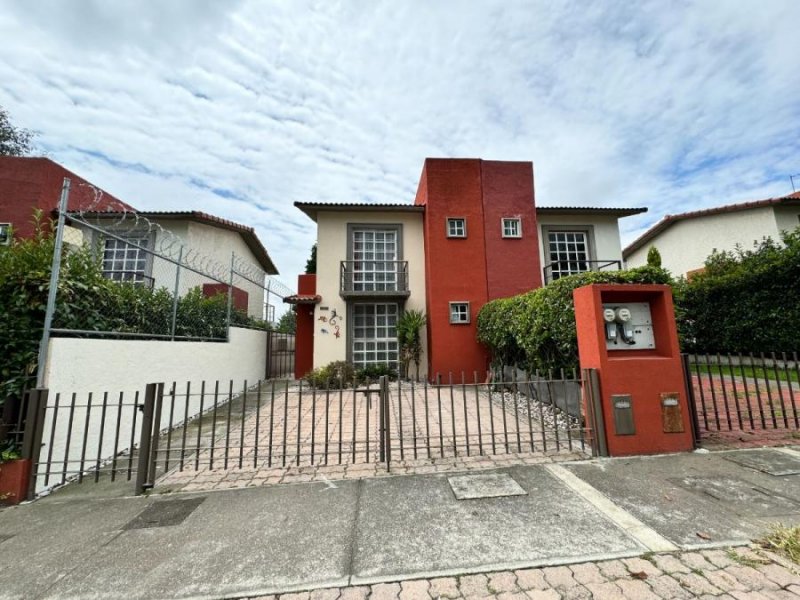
[646, 246, 662, 268]
[675, 229, 800, 352]
[303, 361, 358, 389]
[477, 266, 673, 372]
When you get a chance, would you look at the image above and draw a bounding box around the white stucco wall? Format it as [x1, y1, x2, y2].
[774, 205, 800, 237]
[76, 219, 267, 318]
[625, 206, 783, 276]
[536, 213, 625, 281]
[36, 327, 267, 492]
[314, 210, 428, 376]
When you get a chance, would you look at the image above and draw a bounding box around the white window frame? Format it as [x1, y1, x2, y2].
[449, 301, 471, 324]
[446, 217, 467, 238]
[351, 302, 400, 368]
[101, 232, 153, 285]
[501, 218, 522, 238]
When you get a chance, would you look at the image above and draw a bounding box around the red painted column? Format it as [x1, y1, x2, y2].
[574, 284, 694, 456]
[293, 274, 316, 379]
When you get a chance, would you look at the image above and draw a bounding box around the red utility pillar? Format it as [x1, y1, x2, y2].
[574, 284, 694, 456]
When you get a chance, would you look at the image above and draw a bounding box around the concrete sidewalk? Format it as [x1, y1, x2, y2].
[0, 447, 799, 599]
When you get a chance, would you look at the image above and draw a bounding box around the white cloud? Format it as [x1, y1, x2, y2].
[1, 0, 798, 281]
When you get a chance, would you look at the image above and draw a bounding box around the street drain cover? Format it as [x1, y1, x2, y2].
[723, 450, 800, 476]
[448, 473, 527, 500]
[124, 497, 206, 530]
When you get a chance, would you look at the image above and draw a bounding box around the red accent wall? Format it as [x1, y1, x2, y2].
[202, 283, 248, 312]
[0, 157, 134, 239]
[574, 284, 694, 456]
[480, 161, 542, 297]
[415, 159, 490, 378]
[294, 274, 316, 379]
[414, 158, 542, 379]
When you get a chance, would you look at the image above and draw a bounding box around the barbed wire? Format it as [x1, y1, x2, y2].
[68, 181, 296, 297]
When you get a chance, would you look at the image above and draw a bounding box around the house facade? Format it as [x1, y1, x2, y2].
[1, 157, 278, 319]
[624, 192, 800, 277]
[291, 158, 645, 379]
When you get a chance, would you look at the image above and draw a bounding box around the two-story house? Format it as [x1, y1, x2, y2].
[289, 158, 645, 379]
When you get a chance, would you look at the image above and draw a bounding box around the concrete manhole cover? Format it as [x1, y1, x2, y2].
[123, 497, 206, 530]
[448, 473, 527, 500]
[723, 450, 800, 476]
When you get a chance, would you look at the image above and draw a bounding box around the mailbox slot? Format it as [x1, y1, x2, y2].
[612, 394, 635, 435]
[661, 392, 685, 433]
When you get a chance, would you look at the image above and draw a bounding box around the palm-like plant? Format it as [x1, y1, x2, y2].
[397, 309, 427, 379]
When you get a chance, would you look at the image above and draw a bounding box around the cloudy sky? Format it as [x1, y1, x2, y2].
[1, 1, 799, 285]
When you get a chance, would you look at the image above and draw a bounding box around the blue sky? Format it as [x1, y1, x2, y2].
[1, 1, 799, 284]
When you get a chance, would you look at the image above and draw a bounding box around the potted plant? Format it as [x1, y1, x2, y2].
[0, 442, 30, 505]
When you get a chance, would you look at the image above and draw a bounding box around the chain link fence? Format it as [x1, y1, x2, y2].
[45, 180, 294, 344]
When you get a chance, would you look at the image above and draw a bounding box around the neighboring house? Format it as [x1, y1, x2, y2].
[290, 157, 645, 378]
[0, 157, 278, 319]
[0, 156, 133, 241]
[623, 192, 800, 277]
[74, 211, 278, 318]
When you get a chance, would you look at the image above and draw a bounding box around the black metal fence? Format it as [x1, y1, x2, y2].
[22, 370, 598, 498]
[685, 352, 800, 437]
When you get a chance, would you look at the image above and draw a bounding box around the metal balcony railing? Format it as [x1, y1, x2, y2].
[340, 260, 410, 297]
[542, 259, 622, 284]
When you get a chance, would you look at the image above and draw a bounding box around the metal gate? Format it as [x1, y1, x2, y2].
[22, 369, 601, 499]
[266, 331, 295, 379]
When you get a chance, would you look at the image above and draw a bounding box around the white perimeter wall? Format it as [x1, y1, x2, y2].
[36, 327, 267, 492]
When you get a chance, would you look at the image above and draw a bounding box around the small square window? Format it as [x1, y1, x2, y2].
[449, 302, 470, 324]
[447, 218, 466, 238]
[502, 218, 522, 238]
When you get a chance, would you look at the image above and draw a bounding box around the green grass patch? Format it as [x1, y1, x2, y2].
[691, 363, 799, 385]
[761, 524, 800, 564]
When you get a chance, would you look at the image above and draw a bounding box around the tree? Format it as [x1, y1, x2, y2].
[305, 243, 317, 274]
[276, 309, 296, 334]
[397, 309, 426, 379]
[0, 106, 35, 156]
[646, 246, 662, 268]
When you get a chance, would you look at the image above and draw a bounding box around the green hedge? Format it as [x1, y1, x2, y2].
[477, 266, 672, 373]
[0, 220, 269, 404]
[675, 229, 800, 353]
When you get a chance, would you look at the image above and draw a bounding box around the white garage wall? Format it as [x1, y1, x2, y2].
[36, 327, 268, 493]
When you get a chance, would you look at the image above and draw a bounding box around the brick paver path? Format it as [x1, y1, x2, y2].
[246, 546, 800, 599]
[158, 380, 588, 491]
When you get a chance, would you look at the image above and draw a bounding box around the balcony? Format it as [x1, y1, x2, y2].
[542, 259, 621, 284]
[340, 260, 410, 299]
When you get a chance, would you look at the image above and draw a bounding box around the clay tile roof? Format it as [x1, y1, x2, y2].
[622, 192, 800, 259]
[75, 210, 278, 274]
[283, 294, 322, 305]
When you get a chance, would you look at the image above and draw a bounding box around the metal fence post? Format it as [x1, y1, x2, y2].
[36, 178, 71, 388]
[584, 369, 608, 457]
[681, 354, 702, 448]
[265, 330, 273, 380]
[226, 252, 235, 341]
[21, 388, 49, 500]
[170, 246, 184, 340]
[381, 376, 391, 470]
[134, 383, 160, 495]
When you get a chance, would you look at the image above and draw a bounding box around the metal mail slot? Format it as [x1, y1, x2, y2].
[612, 394, 635, 435]
[661, 392, 684, 433]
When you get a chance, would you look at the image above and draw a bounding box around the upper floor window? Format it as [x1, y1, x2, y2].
[502, 218, 522, 238]
[547, 230, 589, 280]
[449, 301, 470, 324]
[446, 218, 467, 238]
[0, 223, 10, 246]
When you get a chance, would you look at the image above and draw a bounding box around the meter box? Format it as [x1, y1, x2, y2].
[602, 302, 655, 351]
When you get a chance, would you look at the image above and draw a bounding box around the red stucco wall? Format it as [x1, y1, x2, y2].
[294, 274, 316, 379]
[415, 159, 490, 378]
[0, 157, 134, 239]
[480, 160, 542, 297]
